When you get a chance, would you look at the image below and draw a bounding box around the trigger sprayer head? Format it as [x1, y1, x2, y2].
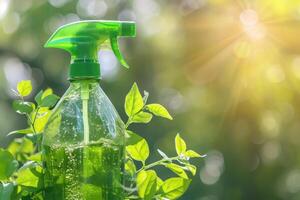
[44, 20, 136, 80]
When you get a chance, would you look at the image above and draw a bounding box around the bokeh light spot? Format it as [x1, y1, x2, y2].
[240, 9, 266, 40]
[240, 9, 258, 27]
[76, 0, 107, 18]
[261, 141, 281, 163]
[200, 150, 224, 185]
[0, 0, 10, 20]
[260, 111, 280, 138]
[48, 0, 70, 8]
[3, 57, 32, 94]
[2, 12, 20, 34]
[98, 50, 119, 81]
[285, 170, 300, 193]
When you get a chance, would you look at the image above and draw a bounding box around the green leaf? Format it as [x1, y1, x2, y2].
[146, 103, 173, 120]
[125, 159, 136, 176]
[161, 177, 191, 199]
[0, 182, 14, 200]
[136, 170, 157, 200]
[35, 88, 54, 106]
[7, 128, 33, 136]
[125, 83, 144, 117]
[42, 88, 53, 99]
[175, 134, 187, 156]
[156, 176, 164, 191]
[185, 150, 201, 158]
[157, 149, 169, 160]
[34, 90, 43, 105]
[8, 138, 34, 162]
[40, 94, 59, 107]
[28, 152, 42, 162]
[125, 130, 144, 146]
[165, 163, 189, 179]
[16, 161, 42, 188]
[126, 139, 149, 162]
[12, 100, 34, 115]
[131, 111, 152, 124]
[17, 80, 32, 97]
[0, 149, 18, 180]
[33, 107, 51, 133]
[186, 164, 197, 176]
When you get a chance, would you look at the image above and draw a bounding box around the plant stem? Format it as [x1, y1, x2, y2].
[125, 118, 132, 129]
[32, 107, 40, 126]
[21, 96, 40, 151]
[20, 96, 37, 134]
[125, 108, 146, 129]
[138, 156, 179, 172]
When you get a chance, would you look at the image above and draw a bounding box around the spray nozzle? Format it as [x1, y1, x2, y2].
[44, 20, 136, 80]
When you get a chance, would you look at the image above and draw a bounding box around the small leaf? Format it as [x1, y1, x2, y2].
[17, 80, 32, 97]
[161, 177, 191, 199]
[186, 164, 197, 176]
[143, 90, 149, 104]
[156, 176, 164, 191]
[28, 152, 42, 162]
[40, 94, 59, 107]
[125, 159, 136, 176]
[185, 150, 201, 158]
[7, 128, 33, 136]
[8, 138, 34, 161]
[16, 161, 42, 188]
[165, 163, 188, 179]
[42, 88, 53, 99]
[0, 182, 14, 200]
[34, 90, 43, 105]
[146, 103, 173, 120]
[131, 111, 152, 124]
[125, 83, 144, 117]
[125, 130, 144, 146]
[35, 88, 54, 106]
[0, 149, 18, 180]
[126, 139, 149, 162]
[33, 107, 51, 133]
[136, 170, 157, 200]
[175, 134, 187, 156]
[157, 149, 169, 160]
[12, 100, 34, 115]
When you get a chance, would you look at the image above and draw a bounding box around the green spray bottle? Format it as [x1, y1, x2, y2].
[42, 20, 136, 200]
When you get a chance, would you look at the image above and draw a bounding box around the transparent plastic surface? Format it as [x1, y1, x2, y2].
[42, 80, 125, 200]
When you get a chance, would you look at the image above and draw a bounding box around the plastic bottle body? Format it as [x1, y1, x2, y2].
[42, 80, 125, 200]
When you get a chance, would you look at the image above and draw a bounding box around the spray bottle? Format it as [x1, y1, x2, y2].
[42, 20, 136, 200]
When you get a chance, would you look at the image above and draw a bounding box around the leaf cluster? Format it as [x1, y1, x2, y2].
[124, 83, 204, 200]
[1, 80, 59, 199]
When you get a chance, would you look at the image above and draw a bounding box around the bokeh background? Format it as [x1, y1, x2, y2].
[1, 0, 300, 199]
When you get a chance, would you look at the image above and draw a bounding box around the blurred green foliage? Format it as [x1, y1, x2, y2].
[1, 0, 300, 199]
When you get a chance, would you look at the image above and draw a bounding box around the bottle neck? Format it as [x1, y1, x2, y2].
[69, 79, 100, 90]
[70, 79, 99, 84]
[69, 62, 100, 81]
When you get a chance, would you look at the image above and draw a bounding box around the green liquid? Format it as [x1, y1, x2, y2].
[43, 142, 124, 200]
